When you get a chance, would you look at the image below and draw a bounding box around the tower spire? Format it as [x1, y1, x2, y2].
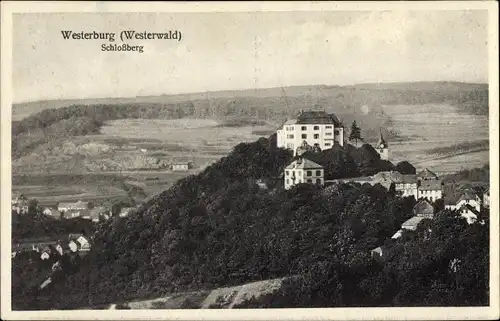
[378, 128, 387, 147]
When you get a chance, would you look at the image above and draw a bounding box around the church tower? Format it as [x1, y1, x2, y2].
[376, 129, 390, 160]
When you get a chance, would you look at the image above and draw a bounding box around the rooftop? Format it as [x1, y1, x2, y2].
[413, 199, 434, 215]
[286, 111, 342, 126]
[402, 216, 426, 231]
[418, 179, 443, 191]
[457, 190, 480, 204]
[417, 168, 439, 180]
[286, 158, 324, 170]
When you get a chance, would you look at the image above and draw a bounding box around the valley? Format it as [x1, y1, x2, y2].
[10, 82, 489, 211]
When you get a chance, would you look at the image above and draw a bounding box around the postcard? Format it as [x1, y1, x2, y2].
[1, 1, 498, 320]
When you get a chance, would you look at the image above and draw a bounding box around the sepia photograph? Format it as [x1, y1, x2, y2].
[1, 1, 498, 320]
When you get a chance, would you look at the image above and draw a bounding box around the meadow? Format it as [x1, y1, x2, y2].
[11, 101, 489, 205]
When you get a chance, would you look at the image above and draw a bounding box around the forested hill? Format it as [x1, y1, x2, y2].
[15, 136, 489, 310]
[13, 81, 488, 121]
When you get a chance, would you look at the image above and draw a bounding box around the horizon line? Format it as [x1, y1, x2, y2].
[12, 79, 489, 105]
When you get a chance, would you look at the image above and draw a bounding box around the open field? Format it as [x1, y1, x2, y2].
[379, 104, 489, 174]
[12, 101, 489, 204]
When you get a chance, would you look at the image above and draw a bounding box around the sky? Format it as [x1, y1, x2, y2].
[13, 10, 489, 103]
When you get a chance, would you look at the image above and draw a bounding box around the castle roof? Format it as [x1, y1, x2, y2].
[287, 111, 342, 126]
[286, 158, 323, 170]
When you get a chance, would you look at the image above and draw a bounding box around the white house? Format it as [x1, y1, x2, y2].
[277, 110, 344, 156]
[58, 200, 88, 212]
[172, 163, 189, 171]
[415, 168, 443, 202]
[284, 158, 324, 190]
[445, 190, 481, 212]
[459, 204, 480, 224]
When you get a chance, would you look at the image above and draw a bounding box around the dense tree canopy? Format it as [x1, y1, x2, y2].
[12, 137, 489, 310]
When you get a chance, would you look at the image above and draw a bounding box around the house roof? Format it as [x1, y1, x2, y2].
[286, 158, 323, 170]
[417, 168, 438, 180]
[461, 204, 481, 216]
[391, 229, 403, 239]
[457, 190, 479, 203]
[413, 199, 434, 215]
[58, 201, 88, 208]
[418, 179, 443, 191]
[373, 171, 403, 183]
[370, 246, 384, 255]
[293, 111, 342, 126]
[402, 216, 426, 231]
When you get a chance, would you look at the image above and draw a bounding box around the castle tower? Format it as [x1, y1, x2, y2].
[376, 128, 390, 160]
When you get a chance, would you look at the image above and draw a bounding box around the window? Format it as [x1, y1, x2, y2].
[325, 143, 331, 147]
[286, 171, 289, 176]
[314, 134, 319, 139]
[334, 130, 340, 135]
[316, 179, 321, 184]
[302, 134, 307, 139]
[313, 126, 320, 130]
[286, 179, 289, 184]
[316, 170, 321, 176]
[287, 134, 294, 139]
[326, 126, 332, 129]
[301, 126, 307, 130]
[307, 179, 313, 183]
[307, 171, 312, 176]
[325, 132, 332, 136]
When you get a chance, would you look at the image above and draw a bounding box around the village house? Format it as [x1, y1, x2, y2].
[171, 161, 196, 171]
[63, 209, 90, 219]
[483, 187, 490, 208]
[375, 129, 390, 161]
[40, 246, 53, 260]
[88, 206, 108, 222]
[43, 207, 62, 219]
[445, 189, 482, 212]
[459, 204, 480, 224]
[68, 234, 91, 253]
[392, 200, 435, 239]
[284, 157, 324, 190]
[413, 199, 435, 219]
[119, 207, 135, 217]
[370, 246, 386, 259]
[58, 200, 89, 213]
[277, 110, 345, 156]
[415, 168, 443, 202]
[12, 193, 29, 214]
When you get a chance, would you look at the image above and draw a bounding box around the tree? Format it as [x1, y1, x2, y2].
[349, 121, 362, 145]
[395, 161, 416, 175]
[28, 199, 39, 215]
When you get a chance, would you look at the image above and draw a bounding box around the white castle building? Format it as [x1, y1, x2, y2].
[277, 111, 344, 156]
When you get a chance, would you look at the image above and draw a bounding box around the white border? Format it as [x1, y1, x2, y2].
[1, 1, 499, 320]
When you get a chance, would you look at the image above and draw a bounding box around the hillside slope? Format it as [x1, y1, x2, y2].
[13, 136, 488, 310]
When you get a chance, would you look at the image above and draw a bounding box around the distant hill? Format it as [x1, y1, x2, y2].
[12, 81, 489, 121]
